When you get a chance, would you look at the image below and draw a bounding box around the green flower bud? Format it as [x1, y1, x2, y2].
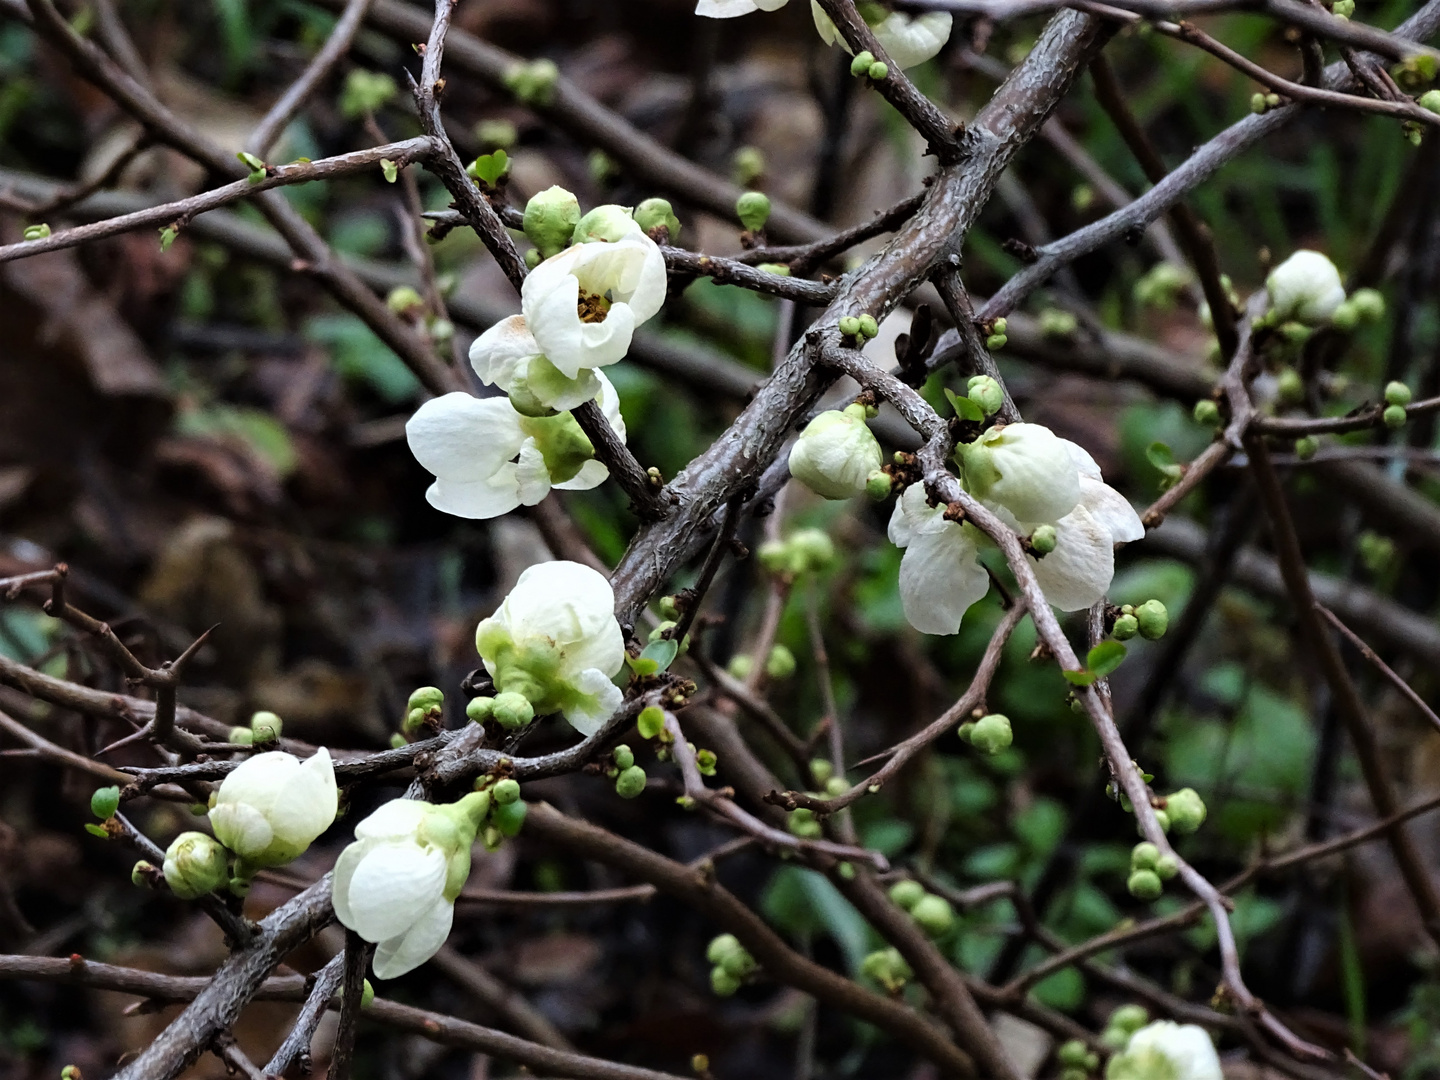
[522, 186, 581, 259]
[1332, 0, 1354, 15]
[1030, 524, 1057, 556]
[1109, 1003, 1150, 1032]
[707, 933, 743, 964]
[91, 785, 120, 820]
[1039, 308, 1078, 339]
[1127, 868, 1163, 900]
[475, 118, 518, 149]
[1136, 599, 1168, 641]
[720, 947, 757, 978]
[492, 798, 527, 837]
[572, 204, 635, 245]
[389, 733, 408, 749]
[910, 893, 954, 937]
[1331, 300, 1360, 332]
[967, 374, 1005, 416]
[1061, 1068, 1088, 1080]
[765, 644, 796, 680]
[850, 49, 876, 76]
[1085, 1053, 1100, 1072]
[860, 946, 912, 991]
[634, 197, 681, 242]
[1154, 854, 1179, 880]
[888, 879, 926, 910]
[957, 721, 976, 742]
[1131, 842, 1160, 870]
[1350, 287, 1385, 322]
[726, 654, 754, 680]
[657, 595, 681, 621]
[1153, 809, 1171, 833]
[857, 314, 879, 339]
[637, 705, 666, 740]
[493, 778, 521, 805]
[1112, 613, 1139, 640]
[250, 711, 282, 744]
[1057, 1040, 1091, 1068]
[504, 58, 559, 106]
[969, 714, 1012, 755]
[386, 285, 425, 315]
[1276, 366, 1304, 404]
[492, 692, 535, 730]
[131, 860, 156, 887]
[525, 248, 542, 270]
[1164, 788, 1207, 834]
[1193, 399, 1220, 427]
[361, 979, 375, 1008]
[824, 776, 847, 796]
[711, 965, 742, 996]
[163, 831, 229, 900]
[649, 620, 678, 643]
[758, 263, 791, 275]
[867, 61, 888, 80]
[838, 315, 862, 338]
[22, 223, 51, 241]
[788, 807, 822, 838]
[61, 1067, 81, 1080]
[612, 744, 635, 771]
[810, 759, 834, 785]
[615, 764, 647, 799]
[696, 748, 718, 776]
[986, 333, 1008, 350]
[1295, 436, 1319, 460]
[1266, 93, 1282, 107]
[1251, 92, 1268, 114]
[1385, 380, 1413, 407]
[466, 696, 495, 723]
[992, 317, 1008, 335]
[1420, 88, 1440, 114]
[865, 469, 893, 501]
[229, 726, 254, 745]
[736, 191, 771, 232]
[789, 528, 837, 571]
[733, 146, 765, 186]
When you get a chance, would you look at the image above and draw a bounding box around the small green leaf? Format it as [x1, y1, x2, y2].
[467, 149, 510, 187]
[944, 388, 984, 422]
[83, 823, 110, 839]
[159, 226, 178, 251]
[1145, 441, 1185, 491]
[380, 158, 399, 184]
[91, 785, 120, 819]
[1063, 669, 1098, 687]
[1086, 640, 1128, 678]
[626, 655, 660, 677]
[639, 638, 679, 673]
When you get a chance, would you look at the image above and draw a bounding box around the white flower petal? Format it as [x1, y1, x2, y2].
[1079, 476, 1145, 544]
[210, 802, 273, 860]
[497, 560, 619, 650]
[355, 799, 436, 842]
[872, 11, 952, 68]
[344, 841, 448, 944]
[810, 1, 841, 45]
[1267, 250, 1346, 325]
[515, 440, 553, 507]
[898, 525, 990, 635]
[330, 837, 369, 930]
[406, 393, 526, 483]
[561, 667, 625, 736]
[697, 0, 763, 14]
[425, 466, 523, 520]
[595, 370, 627, 441]
[265, 748, 337, 847]
[553, 458, 609, 491]
[1060, 439, 1103, 481]
[967, 422, 1082, 523]
[1123, 1022, 1223, 1080]
[1029, 503, 1114, 611]
[888, 483, 947, 548]
[468, 315, 539, 393]
[371, 896, 455, 980]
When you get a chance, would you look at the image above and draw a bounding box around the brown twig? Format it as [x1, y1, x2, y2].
[1315, 603, 1440, 735]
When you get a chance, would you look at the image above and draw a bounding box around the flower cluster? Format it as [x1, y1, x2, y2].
[696, 1, 953, 70]
[406, 190, 666, 521]
[892, 423, 1144, 635]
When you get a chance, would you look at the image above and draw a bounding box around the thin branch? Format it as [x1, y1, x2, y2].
[328, 931, 371, 1080]
[1315, 603, 1440, 736]
[263, 954, 344, 1078]
[571, 400, 674, 522]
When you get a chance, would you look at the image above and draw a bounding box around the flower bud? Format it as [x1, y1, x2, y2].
[857, 313, 879, 339]
[719, 947, 757, 979]
[1127, 868, 1163, 900]
[131, 860, 156, 887]
[1153, 809, 1171, 833]
[503, 58, 559, 106]
[1276, 366, 1304, 404]
[850, 49, 876, 75]
[1164, 788, 1206, 833]
[966, 374, 1005, 416]
[1057, 1040, 1090, 1068]
[1385, 380, 1413, 406]
[860, 946, 912, 992]
[865, 469, 893, 501]
[888, 879, 926, 910]
[210, 750, 337, 871]
[1136, 599, 1168, 641]
[633, 197, 681, 243]
[386, 286, 425, 315]
[736, 191, 771, 232]
[1132, 841, 1160, 870]
[1154, 854, 1179, 880]
[957, 721, 976, 742]
[711, 966, 742, 996]
[1384, 403, 1408, 429]
[1030, 524, 1057, 556]
[809, 758, 834, 785]
[1266, 250, 1346, 325]
[697, 748, 718, 776]
[492, 798, 527, 837]
[1333, 0, 1355, 14]
[788, 807, 822, 838]
[707, 933, 743, 965]
[525, 248, 542, 269]
[61, 1067, 81, 1080]
[92, 785, 120, 820]
[163, 831, 229, 900]
[1350, 287, 1385, 321]
[1111, 1004, 1150, 1034]
[492, 778, 521, 805]
[1250, 92, 1268, 114]
[1192, 399, 1220, 427]
[838, 315, 862, 338]
[910, 893, 954, 937]
[1330, 300, 1360, 331]
[572, 204, 635, 245]
[615, 764, 647, 799]
[968, 714, 1012, 755]
[520, 187, 582, 260]
[789, 404, 884, 500]
[466, 696, 494, 723]
[1040, 309, 1078, 338]
[492, 692, 535, 730]
[1295, 436, 1318, 460]
[867, 61, 888, 79]
[726, 653, 754, 680]
[986, 332, 1008, 350]
[1421, 88, 1440, 113]
[765, 645, 796, 680]
[824, 775, 847, 796]
[250, 711, 283, 744]
[733, 146, 765, 186]
[612, 744, 635, 771]
[229, 726, 254, 745]
[389, 733, 408, 749]
[1112, 613, 1139, 640]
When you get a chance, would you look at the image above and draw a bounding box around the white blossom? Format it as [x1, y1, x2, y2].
[405, 375, 625, 521]
[209, 749, 337, 870]
[475, 560, 625, 735]
[1266, 250, 1346, 325]
[810, 2, 953, 68]
[1106, 1021, 1223, 1080]
[332, 793, 490, 979]
[521, 224, 666, 377]
[469, 314, 599, 413]
[958, 422, 1082, 523]
[696, 0, 789, 15]
[788, 404, 883, 499]
[888, 484, 990, 636]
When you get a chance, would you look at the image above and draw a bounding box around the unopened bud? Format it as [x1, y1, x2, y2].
[228, 726, 254, 745]
[163, 831, 228, 899]
[1154, 854, 1180, 880]
[967, 374, 1005, 416]
[1420, 88, 1440, 113]
[91, 785, 120, 820]
[1193, 399, 1220, 427]
[910, 893, 954, 937]
[865, 469, 893, 500]
[23, 223, 50, 241]
[736, 191, 771, 232]
[1030, 524, 1057, 556]
[726, 653, 754, 680]
[249, 711, 282, 744]
[711, 966, 742, 996]
[1385, 380, 1413, 406]
[1165, 788, 1207, 833]
[1384, 403, 1408, 429]
[765, 644, 796, 680]
[386, 286, 425, 315]
[1131, 842, 1160, 870]
[1112, 613, 1139, 640]
[523, 186, 581, 258]
[986, 332, 1008, 350]
[850, 49, 876, 76]
[1127, 869, 1163, 900]
[1136, 599, 1168, 640]
[867, 61, 888, 80]
[968, 713, 1012, 755]
[572, 204, 635, 245]
[466, 696, 495, 723]
[492, 692, 535, 730]
[131, 860, 156, 887]
[492, 778, 521, 805]
[857, 313, 879, 339]
[1350, 287, 1385, 321]
[615, 764, 647, 798]
[1295, 436, 1318, 460]
[888, 879, 925, 910]
[1276, 367, 1304, 404]
[838, 315, 862, 338]
[492, 798, 527, 837]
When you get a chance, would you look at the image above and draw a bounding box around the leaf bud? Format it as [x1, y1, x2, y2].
[615, 764, 647, 799]
[491, 692, 535, 730]
[968, 713, 1012, 755]
[634, 197, 681, 243]
[696, 748, 718, 776]
[503, 58, 559, 106]
[1135, 599, 1168, 641]
[523, 186, 581, 258]
[736, 190, 771, 232]
[1164, 787, 1207, 833]
[91, 785, 120, 820]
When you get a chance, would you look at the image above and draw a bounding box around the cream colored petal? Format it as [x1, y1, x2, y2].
[371, 897, 455, 979]
[406, 393, 526, 483]
[344, 841, 448, 944]
[1029, 504, 1114, 611]
[468, 314, 540, 393]
[898, 526, 990, 635]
